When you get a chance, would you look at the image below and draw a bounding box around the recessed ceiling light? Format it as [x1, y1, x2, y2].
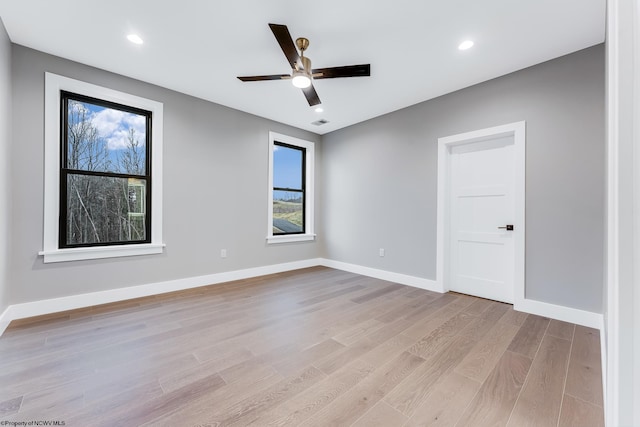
[315, 107, 324, 113]
[458, 40, 474, 50]
[127, 34, 144, 45]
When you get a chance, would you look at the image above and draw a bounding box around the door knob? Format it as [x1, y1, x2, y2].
[498, 225, 514, 231]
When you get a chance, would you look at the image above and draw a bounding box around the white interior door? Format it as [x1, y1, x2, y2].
[449, 135, 516, 303]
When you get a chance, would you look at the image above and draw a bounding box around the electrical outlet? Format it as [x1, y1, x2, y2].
[379, 248, 385, 257]
[221, 249, 227, 258]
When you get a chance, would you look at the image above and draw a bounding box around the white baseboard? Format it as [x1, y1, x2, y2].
[600, 322, 608, 424]
[0, 315, 10, 337]
[515, 297, 603, 329]
[0, 258, 322, 336]
[320, 259, 443, 293]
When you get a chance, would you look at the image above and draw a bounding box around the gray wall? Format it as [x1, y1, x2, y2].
[0, 19, 11, 314]
[9, 45, 322, 305]
[7, 43, 605, 315]
[322, 45, 605, 313]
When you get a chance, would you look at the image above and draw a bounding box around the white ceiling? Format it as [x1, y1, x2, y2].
[0, 1, 605, 135]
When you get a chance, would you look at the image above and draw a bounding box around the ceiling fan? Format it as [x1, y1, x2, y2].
[237, 23, 371, 106]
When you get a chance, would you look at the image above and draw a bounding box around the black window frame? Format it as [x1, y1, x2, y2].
[272, 141, 306, 235]
[59, 91, 153, 249]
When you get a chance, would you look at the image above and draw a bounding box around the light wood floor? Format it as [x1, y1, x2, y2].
[0, 267, 604, 426]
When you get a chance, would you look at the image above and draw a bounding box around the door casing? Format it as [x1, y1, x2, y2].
[436, 121, 526, 305]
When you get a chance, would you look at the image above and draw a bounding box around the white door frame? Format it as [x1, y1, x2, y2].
[436, 121, 526, 305]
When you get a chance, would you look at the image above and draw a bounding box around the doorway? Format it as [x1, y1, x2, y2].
[436, 122, 525, 304]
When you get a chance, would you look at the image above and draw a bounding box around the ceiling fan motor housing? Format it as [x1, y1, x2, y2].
[300, 56, 311, 72]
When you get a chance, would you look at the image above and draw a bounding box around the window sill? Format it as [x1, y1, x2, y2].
[39, 243, 166, 263]
[267, 234, 316, 244]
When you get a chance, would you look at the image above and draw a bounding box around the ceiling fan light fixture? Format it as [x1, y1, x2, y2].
[292, 71, 311, 88]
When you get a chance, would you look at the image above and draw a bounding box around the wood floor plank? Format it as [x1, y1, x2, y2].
[454, 321, 520, 382]
[297, 284, 366, 307]
[365, 317, 414, 344]
[479, 301, 511, 322]
[192, 342, 253, 364]
[448, 292, 478, 306]
[402, 293, 459, 322]
[315, 337, 378, 375]
[408, 312, 474, 359]
[375, 293, 437, 323]
[0, 334, 47, 362]
[404, 372, 481, 427]
[88, 351, 201, 395]
[0, 352, 95, 402]
[507, 335, 572, 427]
[254, 341, 305, 366]
[300, 351, 424, 427]
[230, 301, 358, 355]
[6, 312, 71, 329]
[405, 288, 431, 298]
[84, 367, 168, 405]
[147, 363, 284, 426]
[65, 380, 165, 425]
[161, 352, 269, 393]
[351, 283, 401, 303]
[19, 385, 84, 416]
[400, 297, 467, 340]
[198, 366, 325, 426]
[87, 373, 226, 427]
[384, 319, 495, 417]
[360, 334, 416, 367]
[218, 361, 277, 388]
[252, 286, 409, 352]
[558, 395, 605, 427]
[332, 318, 385, 346]
[507, 314, 550, 358]
[499, 309, 529, 326]
[351, 401, 408, 427]
[43, 320, 148, 348]
[456, 350, 532, 427]
[400, 310, 455, 340]
[564, 326, 603, 407]
[271, 338, 345, 377]
[463, 298, 494, 316]
[0, 396, 22, 417]
[246, 358, 375, 426]
[546, 319, 575, 341]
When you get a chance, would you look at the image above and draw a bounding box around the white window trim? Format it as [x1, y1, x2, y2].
[40, 73, 164, 263]
[267, 131, 315, 244]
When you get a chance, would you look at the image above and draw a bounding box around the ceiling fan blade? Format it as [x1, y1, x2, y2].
[269, 23, 301, 69]
[312, 64, 370, 79]
[237, 74, 290, 82]
[302, 84, 321, 106]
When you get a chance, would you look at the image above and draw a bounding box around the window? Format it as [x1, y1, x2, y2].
[60, 92, 151, 248]
[41, 73, 164, 263]
[268, 132, 315, 244]
[273, 142, 305, 234]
